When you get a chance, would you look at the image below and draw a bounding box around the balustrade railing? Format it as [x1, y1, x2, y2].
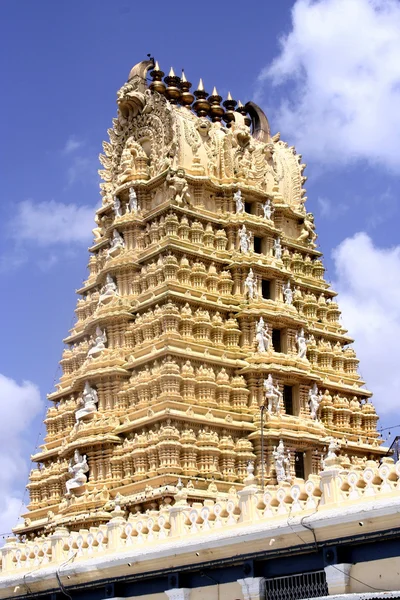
[2, 459, 400, 576]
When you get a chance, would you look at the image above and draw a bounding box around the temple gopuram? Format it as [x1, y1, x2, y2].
[1, 59, 400, 600]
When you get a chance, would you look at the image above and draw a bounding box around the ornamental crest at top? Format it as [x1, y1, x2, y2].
[98, 59, 307, 207]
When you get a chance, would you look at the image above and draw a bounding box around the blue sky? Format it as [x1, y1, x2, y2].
[1, 0, 400, 537]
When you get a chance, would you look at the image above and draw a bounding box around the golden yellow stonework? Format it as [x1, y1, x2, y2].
[16, 59, 383, 544]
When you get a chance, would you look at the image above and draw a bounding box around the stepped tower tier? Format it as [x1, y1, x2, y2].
[17, 59, 382, 539]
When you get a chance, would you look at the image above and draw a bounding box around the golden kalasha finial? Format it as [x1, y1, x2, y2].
[149, 61, 166, 94]
[208, 86, 224, 123]
[164, 67, 181, 104]
[236, 100, 251, 127]
[180, 69, 194, 108]
[223, 91, 237, 128]
[193, 79, 210, 117]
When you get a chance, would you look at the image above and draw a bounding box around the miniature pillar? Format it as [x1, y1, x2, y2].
[165, 589, 191, 600]
[324, 563, 352, 594]
[237, 577, 266, 600]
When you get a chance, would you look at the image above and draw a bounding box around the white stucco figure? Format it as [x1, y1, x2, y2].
[263, 199, 274, 220]
[65, 450, 89, 495]
[108, 229, 125, 257]
[234, 189, 245, 213]
[92, 214, 103, 241]
[99, 274, 118, 303]
[283, 281, 293, 305]
[113, 195, 123, 218]
[273, 440, 291, 483]
[296, 328, 308, 360]
[255, 317, 271, 353]
[309, 382, 320, 420]
[239, 225, 251, 253]
[273, 237, 282, 260]
[244, 268, 257, 301]
[88, 327, 107, 357]
[244, 461, 256, 485]
[128, 187, 138, 213]
[76, 381, 99, 420]
[263, 374, 282, 415]
[322, 438, 341, 468]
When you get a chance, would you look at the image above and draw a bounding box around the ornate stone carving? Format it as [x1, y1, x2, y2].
[88, 327, 107, 357]
[262, 199, 274, 220]
[273, 237, 282, 260]
[263, 375, 282, 414]
[244, 268, 258, 301]
[296, 328, 308, 359]
[283, 280, 293, 305]
[108, 230, 125, 256]
[113, 195, 123, 217]
[239, 225, 251, 253]
[76, 381, 99, 420]
[273, 440, 291, 483]
[65, 450, 89, 495]
[99, 273, 118, 303]
[255, 317, 271, 353]
[118, 137, 148, 183]
[166, 168, 191, 205]
[127, 187, 139, 213]
[297, 212, 317, 247]
[18, 59, 382, 545]
[234, 189, 245, 213]
[309, 383, 321, 420]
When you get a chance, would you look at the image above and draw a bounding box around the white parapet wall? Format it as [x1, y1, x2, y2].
[1, 458, 400, 598]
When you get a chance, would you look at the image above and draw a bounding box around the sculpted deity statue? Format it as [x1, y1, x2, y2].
[308, 382, 321, 420]
[113, 196, 123, 218]
[322, 438, 341, 468]
[234, 189, 245, 213]
[273, 237, 282, 260]
[283, 281, 293, 305]
[239, 225, 251, 253]
[88, 327, 107, 357]
[244, 461, 256, 486]
[65, 450, 89, 495]
[263, 374, 282, 414]
[118, 137, 148, 183]
[99, 273, 118, 303]
[166, 168, 191, 205]
[127, 187, 139, 214]
[273, 440, 291, 483]
[297, 213, 317, 247]
[92, 214, 103, 242]
[244, 268, 258, 301]
[76, 381, 99, 420]
[263, 198, 274, 220]
[108, 229, 125, 257]
[255, 317, 271, 353]
[296, 328, 308, 360]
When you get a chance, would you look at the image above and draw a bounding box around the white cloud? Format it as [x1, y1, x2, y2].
[9, 199, 94, 246]
[258, 0, 400, 170]
[317, 196, 348, 219]
[0, 374, 43, 536]
[332, 232, 400, 414]
[63, 136, 85, 155]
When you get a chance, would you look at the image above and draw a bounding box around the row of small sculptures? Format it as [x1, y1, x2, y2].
[71, 372, 322, 424]
[64, 432, 342, 496]
[96, 182, 316, 247]
[94, 226, 311, 275]
[72, 311, 346, 368]
[95, 266, 329, 305]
